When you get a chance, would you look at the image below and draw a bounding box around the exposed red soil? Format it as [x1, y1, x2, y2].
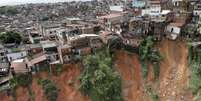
[53, 64, 89, 101]
[157, 39, 193, 101]
[0, 64, 89, 101]
[0, 91, 12, 101]
[16, 87, 29, 101]
[114, 50, 150, 101]
[31, 77, 47, 101]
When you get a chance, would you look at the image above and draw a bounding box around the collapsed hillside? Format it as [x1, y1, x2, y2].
[0, 39, 194, 101]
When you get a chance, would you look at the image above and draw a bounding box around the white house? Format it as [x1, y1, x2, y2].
[166, 22, 184, 40]
[6, 51, 27, 62]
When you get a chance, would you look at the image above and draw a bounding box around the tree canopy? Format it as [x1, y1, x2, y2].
[0, 6, 18, 15]
[0, 31, 22, 44]
[80, 49, 122, 101]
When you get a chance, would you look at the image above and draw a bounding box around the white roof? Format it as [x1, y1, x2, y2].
[79, 34, 99, 38]
[12, 59, 24, 63]
[110, 5, 124, 12]
[161, 10, 171, 15]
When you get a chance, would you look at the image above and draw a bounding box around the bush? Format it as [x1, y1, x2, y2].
[55, 64, 63, 76]
[80, 49, 123, 101]
[10, 74, 32, 88]
[38, 79, 59, 101]
[190, 62, 201, 94]
[139, 36, 162, 79]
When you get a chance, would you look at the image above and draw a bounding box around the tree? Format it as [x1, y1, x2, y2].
[0, 31, 22, 44]
[80, 49, 123, 101]
[0, 6, 18, 15]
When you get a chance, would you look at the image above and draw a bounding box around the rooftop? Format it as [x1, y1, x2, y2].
[98, 13, 123, 19]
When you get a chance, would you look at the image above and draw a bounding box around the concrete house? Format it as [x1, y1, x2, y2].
[26, 52, 49, 72]
[6, 51, 27, 62]
[57, 45, 72, 64]
[70, 34, 102, 56]
[41, 41, 59, 64]
[165, 22, 185, 40]
[149, 18, 167, 40]
[192, 2, 201, 16]
[132, 0, 146, 8]
[0, 44, 7, 63]
[142, 0, 161, 16]
[172, 0, 188, 12]
[98, 12, 124, 34]
[0, 63, 10, 76]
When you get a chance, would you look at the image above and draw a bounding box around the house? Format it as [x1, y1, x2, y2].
[70, 34, 102, 56]
[56, 28, 81, 45]
[110, 5, 124, 13]
[99, 31, 120, 44]
[26, 52, 49, 73]
[0, 63, 10, 76]
[27, 44, 43, 55]
[141, 0, 161, 16]
[41, 41, 59, 63]
[192, 2, 201, 16]
[121, 29, 144, 48]
[128, 17, 149, 36]
[57, 45, 72, 64]
[97, 12, 124, 34]
[172, 0, 188, 12]
[149, 18, 167, 40]
[165, 22, 185, 40]
[28, 30, 44, 44]
[161, 0, 173, 10]
[39, 21, 62, 40]
[172, 12, 192, 24]
[0, 45, 7, 63]
[10, 59, 29, 74]
[132, 0, 146, 8]
[6, 51, 27, 62]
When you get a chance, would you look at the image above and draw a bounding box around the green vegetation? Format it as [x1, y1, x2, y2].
[189, 43, 201, 100]
[28, 86, 35, 101]
[38, 79, 59, 101]
[9, 74, 33, 101]
[139, 36, 162, 78]
[55, 64, 63, 76]
[189, 62, 201, 98]
[0, 31, 22, 44]
[10, 74, 32, 88]
[80, 49, 123, 101]
[0, 6, 18, 15]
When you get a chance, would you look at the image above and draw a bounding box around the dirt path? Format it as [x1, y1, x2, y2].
[114, 50, 150, 101]
[158, 39, 193, 101]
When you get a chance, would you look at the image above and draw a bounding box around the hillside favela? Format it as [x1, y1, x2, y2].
[0, 0, 201, 101]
